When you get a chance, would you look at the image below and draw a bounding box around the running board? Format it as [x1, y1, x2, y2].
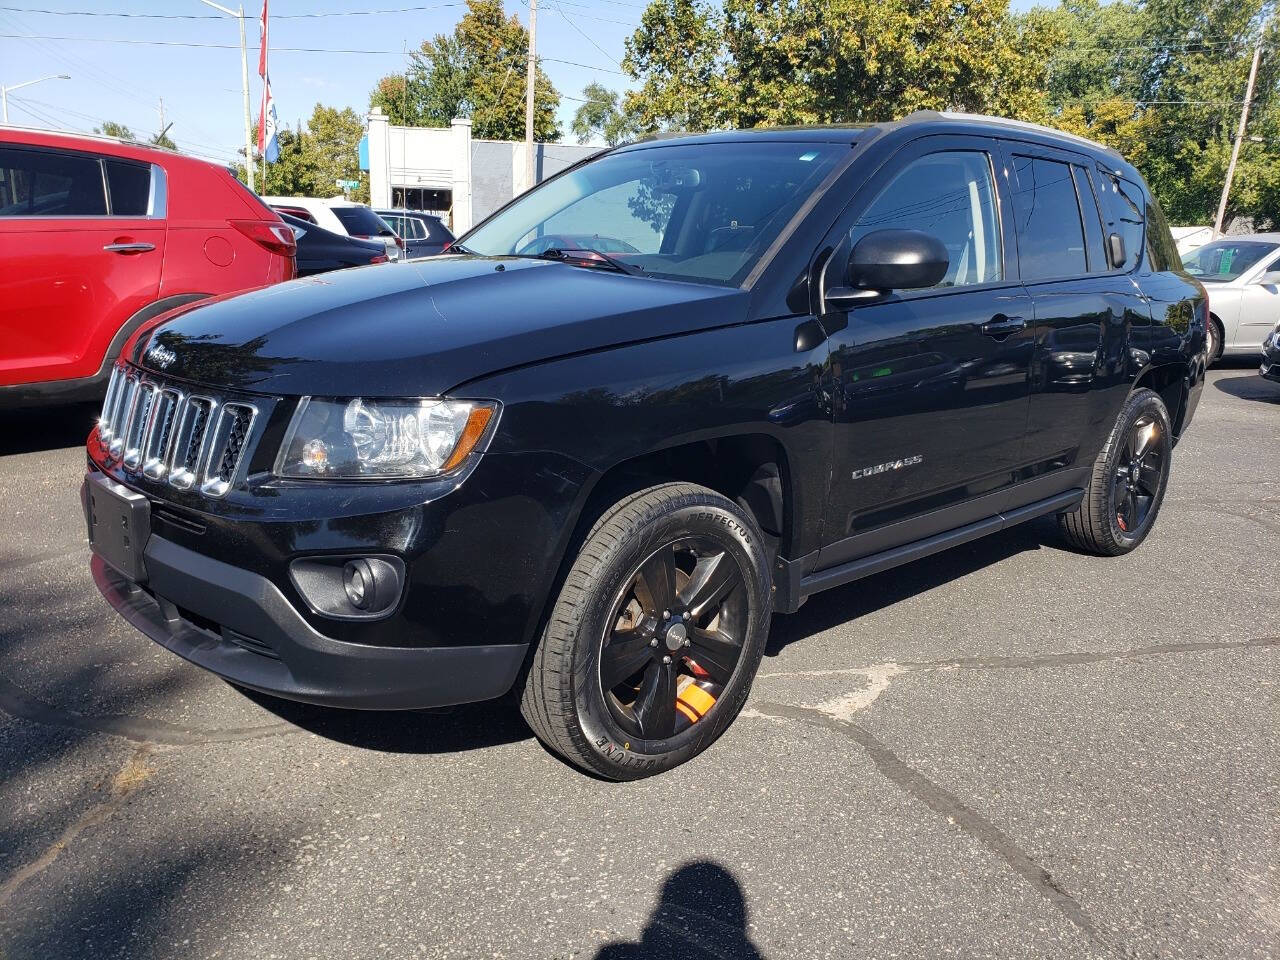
[788, 488, 1084, 609]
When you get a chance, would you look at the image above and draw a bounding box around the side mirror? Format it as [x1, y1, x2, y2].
[827, 229, 949, 307]
[1257, 269, 1280, 285]
[1107, 232, 1127, 269]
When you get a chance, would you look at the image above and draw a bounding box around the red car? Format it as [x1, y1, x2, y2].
[0, 127, 295, 407]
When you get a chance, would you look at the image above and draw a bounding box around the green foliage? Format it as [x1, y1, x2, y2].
[618, 0, 1280, 226]
[571, 83, 633, 145]
[235, 104, 369, 203]
[94, 121, 135, 140]
[150, 131, 177, 150]
[368, 0, 560, 141]
[1036, 0, 1280, 226]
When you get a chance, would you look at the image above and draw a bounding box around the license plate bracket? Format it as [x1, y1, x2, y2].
[84, 472, 151, 583]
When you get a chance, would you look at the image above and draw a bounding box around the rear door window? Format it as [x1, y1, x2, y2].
[0, 146, 107, 216]
[104, 159, 152, 216]
[1009, 156, 1088, 280]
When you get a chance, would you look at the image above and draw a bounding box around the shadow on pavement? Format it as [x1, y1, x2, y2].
[766, 519, 1051, 656]
[594, 861, 764, 959]
[0, 403, 98, 457]
[1211, 369, 1280, 403]
[234, 685, 534, 753]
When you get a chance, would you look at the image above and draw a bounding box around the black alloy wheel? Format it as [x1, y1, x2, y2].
[1110, 414, 1165, 537]
[521, 482, 771, 780]
[599, 537, 749, 740]
[1059, 387, 1173, 556]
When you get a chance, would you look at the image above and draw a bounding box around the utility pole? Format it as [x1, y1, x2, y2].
[198, 0, 254, 192]
[523, 0, 537, 192]
[159, 97, 165, 137]
[1214, 35, 1263, 237]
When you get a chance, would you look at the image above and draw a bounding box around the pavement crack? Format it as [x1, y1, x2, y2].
[914, 635, 1279, 673]
[752, 700, 1117, 956]
[0, 673, 300, 746]
[0, 744, 155, 909]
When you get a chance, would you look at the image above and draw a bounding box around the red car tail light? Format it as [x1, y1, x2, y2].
[231, 219, 297, 258]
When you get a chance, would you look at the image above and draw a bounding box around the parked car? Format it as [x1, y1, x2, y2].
[280, 212, 388, 276]
[374, 208, 454, 258]
[1261, 321, 1280, 383]
[83, 113, 1207, 780]
[262, 196, 402, 262]
[1180, 234, 1280, 363]
[0, 127, 295, 407]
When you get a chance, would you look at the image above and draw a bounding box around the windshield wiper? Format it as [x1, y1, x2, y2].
[533, 247, 645, 277]
[447, 241, 478, 255]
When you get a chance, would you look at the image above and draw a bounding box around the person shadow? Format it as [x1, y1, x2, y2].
[595, 861, 764, 959]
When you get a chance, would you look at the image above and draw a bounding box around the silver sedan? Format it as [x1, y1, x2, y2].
[1182, 233, 1280, 363]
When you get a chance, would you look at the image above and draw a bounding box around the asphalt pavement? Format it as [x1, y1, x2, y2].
[1, 365, 1276, 960]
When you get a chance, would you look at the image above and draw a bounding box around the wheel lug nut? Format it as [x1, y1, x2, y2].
[649, 638, 659, 647]
[683, 638, 691, 647]
[662, 655, 672, 664]
[662, 610, 670, 620]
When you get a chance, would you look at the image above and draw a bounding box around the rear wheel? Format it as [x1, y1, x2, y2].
[1207, 316, 1223, 366]
[520, 483, 771, 780]
[1059, 387, 1173, 556]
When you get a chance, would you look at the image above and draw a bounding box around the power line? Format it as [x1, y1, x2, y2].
[0, 33, 629, 74]
[0, 3, 468, 18]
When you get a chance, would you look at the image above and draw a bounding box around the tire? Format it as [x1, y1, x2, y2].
[520, 482, 772, 780]
[1206, 316, 1223, 366]
[1058, 387, 1173, 556]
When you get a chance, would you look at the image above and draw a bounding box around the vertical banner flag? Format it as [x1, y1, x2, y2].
[257, 0, 279, 162]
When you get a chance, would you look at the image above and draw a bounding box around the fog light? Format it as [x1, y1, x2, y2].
[344, 559, 374, 610]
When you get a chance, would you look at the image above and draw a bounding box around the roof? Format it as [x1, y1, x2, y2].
[614, 111, 1124, 164]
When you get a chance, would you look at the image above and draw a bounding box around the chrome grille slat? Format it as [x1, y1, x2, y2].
[142, 388, 182, 479]
[169, 396, 215, 490]
[122, 382, 156, 469]
[200, 402, 257, 498]
[97, 365, 124, 441]
[108, 373, 140, 460]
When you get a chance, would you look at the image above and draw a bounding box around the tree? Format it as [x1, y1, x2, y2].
[622, 0, 731, 132]
[368, 0, 560, 140]
[621, 0, 1061, 132]
[150, 130, 177, 150]
[94, 121, 135, 140]
[571, 83, 633, 145]
[235, 104, 369, 202]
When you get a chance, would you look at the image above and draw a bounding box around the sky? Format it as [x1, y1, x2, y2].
[0, 0, 1044, 165]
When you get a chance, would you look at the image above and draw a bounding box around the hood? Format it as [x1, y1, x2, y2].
[134, 257, 748, 397]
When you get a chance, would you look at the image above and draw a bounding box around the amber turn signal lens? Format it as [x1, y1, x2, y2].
[441, 406, 495, 473]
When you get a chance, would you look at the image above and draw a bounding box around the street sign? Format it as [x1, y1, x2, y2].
[335, 178, 360, 190]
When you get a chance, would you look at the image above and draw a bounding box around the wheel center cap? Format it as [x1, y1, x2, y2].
[664, 622, 687, 652]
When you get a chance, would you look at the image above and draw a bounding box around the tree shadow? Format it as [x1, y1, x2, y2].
[0, 403, 98, 456]
[233, 685, 533, 753]
[766, 519, 1052, 656]
[1211, 370, 1280, 403]
[595, 861, 764, 959]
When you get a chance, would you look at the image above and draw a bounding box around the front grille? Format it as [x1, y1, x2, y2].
[97, 364, 259, 498]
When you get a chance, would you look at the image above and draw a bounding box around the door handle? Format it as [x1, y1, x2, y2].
[103, 242, 155, 254]
[981, 314, 1026, 339]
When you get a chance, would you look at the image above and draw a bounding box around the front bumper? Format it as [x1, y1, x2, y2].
[88, 520, 529, 711]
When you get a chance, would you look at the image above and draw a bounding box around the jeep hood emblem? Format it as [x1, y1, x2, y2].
[145, 344, 177, 369]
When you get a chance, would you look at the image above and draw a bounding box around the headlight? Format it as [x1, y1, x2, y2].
[275, 397, 500, 479]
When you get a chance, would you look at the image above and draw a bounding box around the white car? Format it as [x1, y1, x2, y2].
[1181, 234, 1280, 362]
[261, 196, 403, 262]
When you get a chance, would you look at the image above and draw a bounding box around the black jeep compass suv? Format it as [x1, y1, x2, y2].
[83, 112, 1207, 779]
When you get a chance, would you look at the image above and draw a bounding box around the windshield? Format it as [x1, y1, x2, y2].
[1182, 240, 1278, 282]
[463, 141, 848, 286]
